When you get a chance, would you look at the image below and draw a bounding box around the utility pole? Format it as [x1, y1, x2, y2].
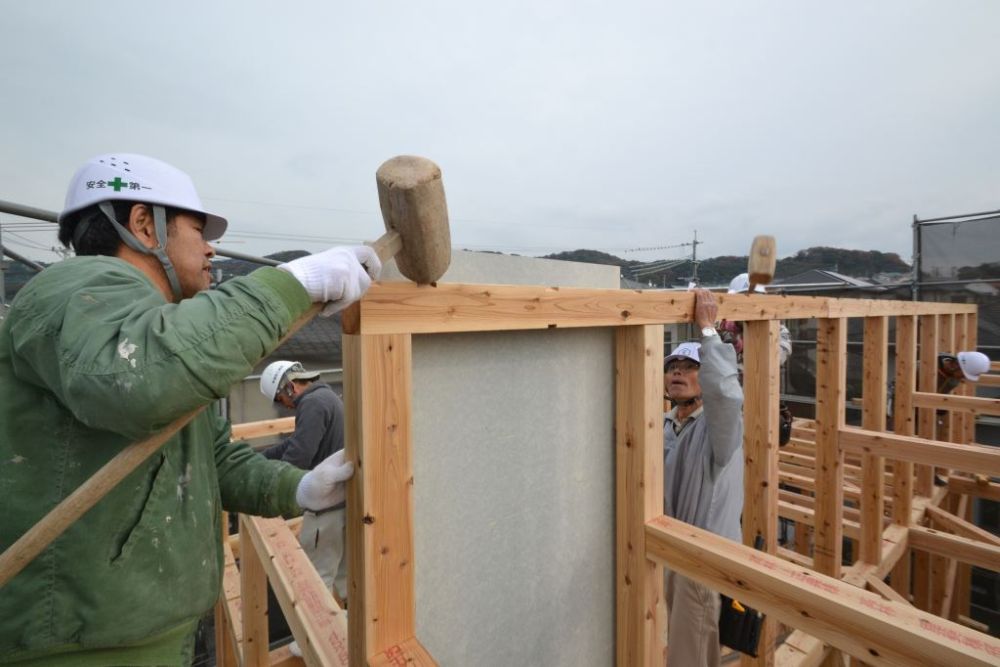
[690, 229, 701, 284]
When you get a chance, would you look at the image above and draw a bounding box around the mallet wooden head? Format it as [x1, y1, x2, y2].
[747, 235, 776, 293]
[374, 155, 451, 284]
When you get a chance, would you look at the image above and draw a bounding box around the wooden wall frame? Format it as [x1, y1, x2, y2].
[218, 281, 998, 667]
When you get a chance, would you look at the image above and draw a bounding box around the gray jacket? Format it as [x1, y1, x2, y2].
[264, 382, 344, 471]
[663, 334, 744, 543]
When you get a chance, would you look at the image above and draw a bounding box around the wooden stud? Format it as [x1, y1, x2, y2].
[915, 315, 938, 497]
[860, 316, 888, 566]
[741, 320, 780, 666]
[241, 515, 349, 666]
[891, 316, 916, 527]
[239, 515, 270, 667]
[814, 318, 846, 577]
[614, 325, 665, 667]
[344, 333, 417, 665]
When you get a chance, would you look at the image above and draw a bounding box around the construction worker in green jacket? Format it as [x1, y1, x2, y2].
[0, 154, 380, 665]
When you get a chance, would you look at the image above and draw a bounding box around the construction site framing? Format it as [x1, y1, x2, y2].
[218, 283, 1000, 667]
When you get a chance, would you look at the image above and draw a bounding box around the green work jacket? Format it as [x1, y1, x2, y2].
[0, 257, 312, 664]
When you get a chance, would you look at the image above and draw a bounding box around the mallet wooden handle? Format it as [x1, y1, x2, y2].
[0, 303, 323, 589]
[369, 229, 403, 265]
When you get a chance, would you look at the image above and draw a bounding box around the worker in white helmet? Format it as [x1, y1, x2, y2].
[260, 360, 349, 608]
[0, 153, 380, 665]
[937, 350, 991, 394]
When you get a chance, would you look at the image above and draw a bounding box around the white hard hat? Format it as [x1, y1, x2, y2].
[59, 153, 227, 241]
[664, 342, 701, 368]
[260, 360, 320, 401]
[727, 272, 766, 294]
[957, 351, 991, 382]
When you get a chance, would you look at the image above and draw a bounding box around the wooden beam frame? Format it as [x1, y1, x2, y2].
[645, 516, 1000, 666]
[840, 427, 1000, 476]
[221, 285, 994, 666]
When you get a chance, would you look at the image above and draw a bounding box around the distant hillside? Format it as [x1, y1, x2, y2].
[543, 246, 911, 287]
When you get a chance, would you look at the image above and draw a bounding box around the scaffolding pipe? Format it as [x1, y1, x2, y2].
[0, 199, 279, 267]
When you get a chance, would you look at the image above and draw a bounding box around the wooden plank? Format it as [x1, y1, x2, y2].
[911, 392, 1000, 417]
[777, 546, 813, 568]
[774, 631, 828, 667]
[890, 315, 916, 528]
[741, 320, 780, 666]
[231, 416, 297, 441]
[860, 316, 888, 566]
[814, 318, 846, 577]
[938, 496, 970, 619]
[645, 515, 1000, 666]
[369, 637, 438, 667]
[242, 515, 349, 666]
[865, 574, 910, 605]
[909, 525, 1000, 571]
[915, 314, 938, 496]
[614, 325, 665, 667]
[947, 475, 1000, 501]
[240, 515, 271, 667]
[778, 501, 862, 541]
[839, 427, 1000, 476]
[963, 314, 978, 445]
[977, 373, 1000, 387]
[344, 334, 416, 665]
[926, 504, 1000, 547]
[345, 283, 977, 335]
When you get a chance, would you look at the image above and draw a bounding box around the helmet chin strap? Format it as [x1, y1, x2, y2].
[98, 202, 183, 301]
[674, 395, 702, 408]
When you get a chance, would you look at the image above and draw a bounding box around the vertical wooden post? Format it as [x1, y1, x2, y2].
[239, 515, 270, 667]
[890, 316, 916, 597]
[915, 315, 938, 496]
[814, 318, 846, 578]
[344, 333, 415, 666]
[860, 316, 888, 566]
[962, 313, 978, 445]
[930, 315, 956, 614]
[740, 320, 779, 666]
[615, 325, 665, 667]
[954, 313, 978, 618]
[215, 512, 239, 667]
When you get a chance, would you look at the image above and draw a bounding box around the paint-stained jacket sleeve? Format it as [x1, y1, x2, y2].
[7, 258, 312, 442]
[698, 333, 744, 471]
[211, 412, 306, 517]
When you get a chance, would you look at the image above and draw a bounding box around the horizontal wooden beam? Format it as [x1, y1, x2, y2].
[645, 516, 1000, 666]
[344, 283, 976, 335]
[231, 416, 296, 441]
[926, 505, 1000, 547]
[947, 475, 1000, 501]
[909, 525, 1000, 572]
[911, 391, 1000, 417]
[242, 515, 349, 666]
[839, 427, 1000, 476]
[976, 374, 1000, 387]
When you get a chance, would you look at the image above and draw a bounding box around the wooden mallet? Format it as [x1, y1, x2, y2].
[369, 155, 451, 283]
[747, 235, 776, 294]
[0, 156, 453, 588]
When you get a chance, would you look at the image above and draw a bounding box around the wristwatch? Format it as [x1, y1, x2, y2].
[701, 326, 718, 338]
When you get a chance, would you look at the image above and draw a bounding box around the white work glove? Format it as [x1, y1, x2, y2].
[296, 449, 354, 511]
[279, 245, 382, 316]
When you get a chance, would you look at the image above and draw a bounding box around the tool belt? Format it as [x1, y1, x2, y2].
[718, 595, 764, 657]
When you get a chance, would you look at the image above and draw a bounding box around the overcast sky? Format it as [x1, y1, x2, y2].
[2, 1, 999, 267]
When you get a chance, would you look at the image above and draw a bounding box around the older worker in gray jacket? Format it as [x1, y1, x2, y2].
[662, 289, 744, 667]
